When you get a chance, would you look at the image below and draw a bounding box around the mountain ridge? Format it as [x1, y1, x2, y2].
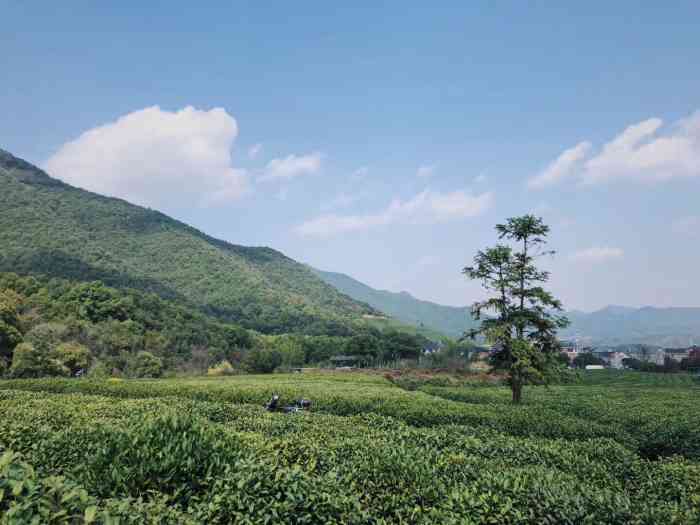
[312, 268, 480, 337]
[313, 266, 700, 346]
[0, 148, 377, 335]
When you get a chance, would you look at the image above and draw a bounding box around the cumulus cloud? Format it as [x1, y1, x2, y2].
[531, 111, 700, 188]
[45, 106, 248, 208]
[248, 143, 263, 159]
[528, 141, 591, 188]
[583, 114, 700, 184]
[296, 189, 493, 238]
[416, 164, 436, 178]
[259, 152, 322, 181]
[569, 247, 624, 264]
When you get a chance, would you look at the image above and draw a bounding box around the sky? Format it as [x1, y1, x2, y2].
[2, 2, 700, 311]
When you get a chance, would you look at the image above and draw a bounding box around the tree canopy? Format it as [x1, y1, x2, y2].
[463, 215, 569, 403]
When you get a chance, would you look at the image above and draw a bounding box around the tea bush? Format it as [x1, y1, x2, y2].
[0, 372, 698, 523]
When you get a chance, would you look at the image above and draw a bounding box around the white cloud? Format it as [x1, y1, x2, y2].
[569, 246, 624, 264]
[416, 164, 437, 178]
[352, 166, 369, 178]
[260, 152, 322, 181]
[45, 106, 248, 208]
[248, 143, 263, 159]
[582, 113, 700, 184]
[532, 111, 700, 188]
[672, 216, 700, 235]
[296, 188, 493, 238]
[528, 141, 591, 188]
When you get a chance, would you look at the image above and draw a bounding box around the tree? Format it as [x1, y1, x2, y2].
[346, 333, 380, 365]
[242, 347, 282, 374]
[379, 331, 425, 362]
[54, 342, 92, 375]
[463, 215, 569, 404]
[128, 351, 163, 378]
[9, 342, 70, 378]
[0, 293, 23, 366]
[25, 323, 69, 354]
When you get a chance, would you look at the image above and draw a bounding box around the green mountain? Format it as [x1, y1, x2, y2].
[312, 268, 479, 338]
[561, 305, 700, 347]
[313, 268, 700, 347]
[0, 148, 376, 335]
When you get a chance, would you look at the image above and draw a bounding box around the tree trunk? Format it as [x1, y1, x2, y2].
[511, 380, 523, 404]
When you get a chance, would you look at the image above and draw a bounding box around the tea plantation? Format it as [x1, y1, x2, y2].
[1, 371, 698, 523]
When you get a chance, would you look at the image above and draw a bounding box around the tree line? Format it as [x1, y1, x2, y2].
[0, 272, 435, 378]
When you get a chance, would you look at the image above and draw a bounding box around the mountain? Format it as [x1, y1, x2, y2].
[312, 268, 479, 338]
[561, 306, 700, 347]
[0, 148, 376, 335]
[313, 268, 700, 346]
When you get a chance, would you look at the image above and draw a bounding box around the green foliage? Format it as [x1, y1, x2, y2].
[464, 215, 569, 403]
[0, 293, 22, 366]
[0, 150, 375, 335]
[9, 343, 69, 379]
[207, 360, 237, 376]
[25, 323, 69, 354]
[0, 373, 698, 523]
[242, 347, 282, 373]
[127, 351, 163, 378]
[0, 271, 259, 375]
[54, 342, 92, 375]
[0, 451, 95, 525]
[82, 413, 240, 503]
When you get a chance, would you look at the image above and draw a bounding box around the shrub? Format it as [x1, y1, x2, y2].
[25, 323, 69, 354]
[127, 351, 163, 378]
[207, 360, 237, 376]
[9, 343, 70, 378]
[0, 450, 96, 524]
[80, 413, 241, 504]
[54, 342, 92, 376]
[86, 360, 110, 379]
[242, 347, 282, 374]
[0, 376, 699, 523]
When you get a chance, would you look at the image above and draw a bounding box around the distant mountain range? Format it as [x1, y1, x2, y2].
[312, 269, 480, 338]
[561, 306, 700, 347]
[314, 269, 700, 346]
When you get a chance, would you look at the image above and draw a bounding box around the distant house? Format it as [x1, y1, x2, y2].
[585, 365, 605, 371]
[663, 347, 693, 363]
[607, 351, 629, 369]
[421, 340, 442, 354]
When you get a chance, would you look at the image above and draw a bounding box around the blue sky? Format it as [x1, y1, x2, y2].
[3, 2, 700, 310]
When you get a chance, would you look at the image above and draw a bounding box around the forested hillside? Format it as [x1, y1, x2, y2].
[561, 305, 700, 346]
[315, 268, 700, 346]
[0, 272, 434, 377]
[313, 268, 479, 337]
[0, 149, 376, 335]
